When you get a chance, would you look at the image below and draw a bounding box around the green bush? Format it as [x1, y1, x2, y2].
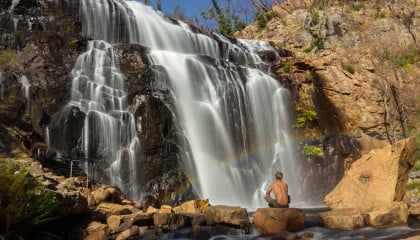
[0, 163, 59, 233]
[302, 145, 323, 164]
[282, 61, 292, 73]
[256, 10, 278, 30]
[349, 2, 365, 11]
[293, 106, 318, 128]
[303, 37, 325, 53]
[68, 39, 78, 47]
[346, 65, 355, 74]
[309, 8, 320, 26]
[407, 181, 420, 191]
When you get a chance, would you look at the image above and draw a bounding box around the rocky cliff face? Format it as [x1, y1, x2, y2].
[0, 0, 195, 205]
[1, 0, 419, 206]
[237, 0, 420, 198]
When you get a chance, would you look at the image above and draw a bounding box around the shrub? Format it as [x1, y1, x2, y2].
[0, 162, 59, 233]
[303, 37, 325, 53]
[0, 48, 17, 66]
[346, 65, 355, 74]
[312, 37, 325, 50]
[256, 10, 278, 30]
[349, 2, 365, 11]
[282, 61, 292, 73]
[293, 106, 317, 128]
[302, 145, 323, 164]
[309, 8, 320, 26]
[407, 181, 420, 191]
[68, 39, 78, 47]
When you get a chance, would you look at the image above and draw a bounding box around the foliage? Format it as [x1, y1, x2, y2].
[346, 64, 355, 74]
[67, 39, 78, 47]
[0, 48, 17, 66]
[293, 106, 317, 128]
[8, 94, 16, 104]
[349, 2, 365, 11]
[412, 160, 420, 172]
[303, 37, 325, 53]
[200, 0, 234, 35]
[395, 48, 420, 69]
[309, 8, 320, 26]
[407, 180, 420, 191]
[256, 10, 278, 30]
[0, 162, 60, 233]
[302, 144, 323, 164]
[282, 61, 292, 73]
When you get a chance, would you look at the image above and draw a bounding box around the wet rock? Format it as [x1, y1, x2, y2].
[205, 205, 249, 227]
[121, 212, 154, 227]
[318, 208, 365, 230]
[253, 208, 305, 235]
[46, 106, 85, 157]
[57, 190, 89, 218]
[153, 213, 191, 231]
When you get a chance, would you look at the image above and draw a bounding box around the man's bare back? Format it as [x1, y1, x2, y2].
[267, 180, 288, 205]
[264, 171, 289, 208]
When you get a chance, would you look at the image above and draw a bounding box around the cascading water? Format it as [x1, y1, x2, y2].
[74, 0, 300, 209]
[47, 40, 140, 198]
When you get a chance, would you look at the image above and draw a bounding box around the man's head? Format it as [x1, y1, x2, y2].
[275, 171, 283, 180]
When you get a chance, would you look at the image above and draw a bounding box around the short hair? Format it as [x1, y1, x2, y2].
[275, 171, 283, 180]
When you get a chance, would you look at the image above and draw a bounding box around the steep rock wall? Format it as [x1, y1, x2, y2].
[236, 0, 420, 198]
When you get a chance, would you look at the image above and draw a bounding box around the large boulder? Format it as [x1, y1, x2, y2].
[318, 208, 364, 230]
[205, 205, 249, 227]
[252, 208, 305, 235]
[320, 137, 417, 229]
[365, 202, 409, 228]
[324, 137, 417, 211]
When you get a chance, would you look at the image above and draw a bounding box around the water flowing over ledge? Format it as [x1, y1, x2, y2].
[48, 0, 302, 209]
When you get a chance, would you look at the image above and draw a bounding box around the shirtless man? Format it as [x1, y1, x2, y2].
[264, 171, 289, 208]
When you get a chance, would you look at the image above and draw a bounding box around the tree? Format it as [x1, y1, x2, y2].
[199, 0, 249, 35]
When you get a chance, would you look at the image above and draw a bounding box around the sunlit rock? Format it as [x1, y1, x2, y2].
[205, 205, 249, 227]
[159, 205, 172, 213]
[318, 208, 364, 230]
[173, 200, 197, 214]
[115, 226, 139, 240]
[92, 202, 132, 221]
[253, 208, 305, 235]
[324, 137, 417, 211]
[107, 215, 123, 233]
[365, 202, 409, 228]
[85, 222, 110, 240]
[408, 202, 420, 219]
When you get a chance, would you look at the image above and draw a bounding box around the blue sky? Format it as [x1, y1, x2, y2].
[143, 0, 214, 18]
[135, 0, 256, 25]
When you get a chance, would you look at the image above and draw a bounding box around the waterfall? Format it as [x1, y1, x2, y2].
[72, 40, 140, 197]
[47, 40, 140, 198]
[74, 0, 300, 209]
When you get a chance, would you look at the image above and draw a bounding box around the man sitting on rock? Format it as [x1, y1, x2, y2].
[264, 171, 289, 208]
